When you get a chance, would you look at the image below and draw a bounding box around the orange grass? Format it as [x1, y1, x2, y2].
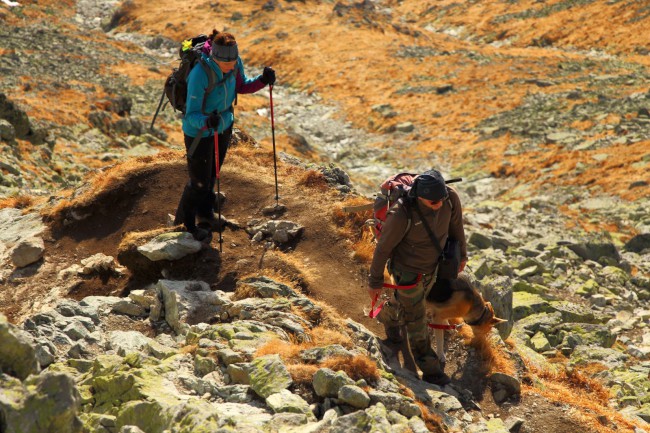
[321, 355, 380, 382]
[332, 197, 376, 263]
[297, 170, 329, 191]
[287, 364, 320, 386]
[0, 194, 34, 210]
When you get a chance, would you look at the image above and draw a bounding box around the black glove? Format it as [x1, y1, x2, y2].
[260, 66, 276, 85]
[205, 113, 220, 130]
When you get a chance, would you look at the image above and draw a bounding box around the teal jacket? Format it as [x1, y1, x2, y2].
[182, 53, 262, 138]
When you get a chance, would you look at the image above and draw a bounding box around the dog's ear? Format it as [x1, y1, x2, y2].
[486, 302, 507, 325]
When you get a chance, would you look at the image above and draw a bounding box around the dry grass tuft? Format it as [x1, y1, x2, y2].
[0, 194, 35, 211]
[255, 338, 306, 362]
[287, 363, 320, 386]
[521, 363, 645, 433]
[297, 169, 329, 191]
[258, 251, 319, 291]
[332, 197, 376, 263]
[536, 367, 609, 405]
[231, 283, 260, 302]
[309, 326, 353, 349]
[321, 355, 379, 382]
[179, 344, 197, 355]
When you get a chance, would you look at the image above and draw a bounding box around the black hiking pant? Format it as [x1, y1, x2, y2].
[174, 127, 232, 231]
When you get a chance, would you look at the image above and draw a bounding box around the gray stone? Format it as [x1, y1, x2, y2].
[567, 241, 621, 264]
[0, 314, 39, 380]
[111, 300, 147, 317]
[137, 232, 202, 261]
[266, 389, 315, 418]
[10, 236, 45, 267]
[313, 368, 355, 398]
[80, 253, 115, 274]
[0, 118, 16, 142]
[337, 385, 370, 409]
[247, 354, 293, 398]
[107, 331, 155, 357]
[469, 232, 493, 249]
[476, 275, 513, 339]
[0, 93, 31, 138]
[0, 372, 83, 433]
[490, 372, 521, 403]
[624, 233, 650, 253]
[395, 122, 415, 133]
[238, 276, 299, 298]
[227, 363, 251, 385]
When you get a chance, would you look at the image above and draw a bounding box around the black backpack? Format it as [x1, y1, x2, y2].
[150, 34, 232, 130]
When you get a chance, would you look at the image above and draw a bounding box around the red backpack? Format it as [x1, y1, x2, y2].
[370, 172, 418, 240]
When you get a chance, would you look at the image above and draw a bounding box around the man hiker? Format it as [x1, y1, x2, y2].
[176, 30, 276, 241]
[368, 169, 468, 386]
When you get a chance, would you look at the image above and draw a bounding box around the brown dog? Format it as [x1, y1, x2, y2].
[427, 273, 506, 364]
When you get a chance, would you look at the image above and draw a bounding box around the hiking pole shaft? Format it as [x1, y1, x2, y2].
[269, 84, 279, 205]
[150, 89, 166, 131]
[214, 133, 223, 253]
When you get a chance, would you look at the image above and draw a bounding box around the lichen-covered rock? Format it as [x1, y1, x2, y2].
[238, 276, 300, 298]
[0, 313, 39, 380]
[569, 345, 628, 368]
[313, 368, 355, 398]
[330, 402, 392, 432]
[266, 389, 315, 419]
[512, 292, 554, 321]
[0, 372, 83, 433]
[338, 384, 370, 409]
[475, 275, 513, 339]
[248, 354, 293, 398]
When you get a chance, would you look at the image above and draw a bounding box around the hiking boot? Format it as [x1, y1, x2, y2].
[422, 372, 451, 386]
[189, 225, 211, 243]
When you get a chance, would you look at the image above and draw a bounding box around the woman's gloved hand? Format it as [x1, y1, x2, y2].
[260, 66, 276, 85]
[205, 113, 220, 130]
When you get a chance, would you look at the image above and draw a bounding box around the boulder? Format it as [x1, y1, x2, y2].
[10, 236, 45, 267]
[247, 354, 293, 398]
[0, 314, 39, 380]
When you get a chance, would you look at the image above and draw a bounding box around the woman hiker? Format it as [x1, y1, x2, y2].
[175, 30, 276, 241]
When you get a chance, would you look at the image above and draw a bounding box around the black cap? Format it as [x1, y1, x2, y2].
[413, 170, 447, 201]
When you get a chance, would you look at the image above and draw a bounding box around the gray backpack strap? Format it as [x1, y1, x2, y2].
[198, 59, 216, 115]
[188, 128, 205, 159]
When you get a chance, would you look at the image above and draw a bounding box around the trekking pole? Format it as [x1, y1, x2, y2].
[214, 133, 223, 253]
[150, 89, 166, 131]
[269, 84, 280, 207]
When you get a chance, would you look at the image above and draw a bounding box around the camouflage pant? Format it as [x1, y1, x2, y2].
[376, 266, 442, 376]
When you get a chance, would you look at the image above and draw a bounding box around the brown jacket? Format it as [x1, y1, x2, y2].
[368, 187, 467, 289]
